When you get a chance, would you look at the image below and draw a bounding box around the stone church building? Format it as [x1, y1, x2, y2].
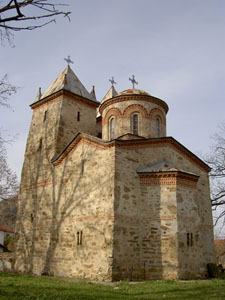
[14, 65, 216, 280]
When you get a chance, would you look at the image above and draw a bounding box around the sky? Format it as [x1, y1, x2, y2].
[0, 0, 225, 227]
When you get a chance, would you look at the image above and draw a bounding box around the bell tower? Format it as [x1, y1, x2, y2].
[15, 66, 100, 274]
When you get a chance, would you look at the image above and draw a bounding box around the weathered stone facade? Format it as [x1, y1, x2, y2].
[14, 66, 216, 280]
[0, 196, 18, 229]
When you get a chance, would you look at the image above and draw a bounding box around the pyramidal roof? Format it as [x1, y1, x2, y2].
[40, 66, 97, 102]
[101, 85, 118, 104]
[136, 159, 198, 176]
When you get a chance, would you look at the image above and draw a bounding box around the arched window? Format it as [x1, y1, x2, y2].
[131, 113, 139, 135]
[109, 117, 115, 140]
[156, 117, 161, 137]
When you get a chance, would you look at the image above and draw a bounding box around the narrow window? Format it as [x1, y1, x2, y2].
[132, 113, 139, 135]
[187, 232, 193, 247]
[38, 138, 42, 150]
[77, 112, 80, 121]
[109, 117, 115, 140]
[31, 213, 34, 223]
[187, 233, 189, 246]
[156, 117, 160, 138]
[77, 231, 83, 245]
[80, 231, 83, 245]
[81, 160, 85, 176]
[43, 110, 48, 122]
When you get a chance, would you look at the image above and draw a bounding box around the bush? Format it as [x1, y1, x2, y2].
[3, 235, 14, 252]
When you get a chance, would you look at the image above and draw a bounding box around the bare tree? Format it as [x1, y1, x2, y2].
[0, 74, 17, 108]
[206, 123, 225, 226]
[0, 133, 19, 200]
[0, 0, 71, 43]
[0, 74, 18, 199]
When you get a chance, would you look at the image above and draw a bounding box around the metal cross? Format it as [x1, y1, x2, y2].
[109, 76, 116, 87]
[64, 55, 74, 66]
[129, 75, 138, 89]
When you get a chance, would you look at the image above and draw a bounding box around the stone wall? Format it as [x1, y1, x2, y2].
[112, 143, 216, 280]
[55, 95, 100, 153]
[15, 136, 115, 281]
[0, 196, 17, 229]
[15, 87, 215, 281]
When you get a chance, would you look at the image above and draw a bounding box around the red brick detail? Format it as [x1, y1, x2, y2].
[149, 108, 166, 126]
[102, 108, 122, 126]
[122, 104, 149, 118]
[25, 151, 37, 157]
[22, 179, 52, 191]
[0, 225, 14, 233]
[21, 214, 115, 228]
[139, 172, 198, 188]
[114, 214, 176, 223]
[53, 135, 115, 166]
[52, 135, 210, 172]
[99, 94, 169, 115]
[31, 90, 99, 110]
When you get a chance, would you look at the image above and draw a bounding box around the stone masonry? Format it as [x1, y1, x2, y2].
[14, 66, 216, 280]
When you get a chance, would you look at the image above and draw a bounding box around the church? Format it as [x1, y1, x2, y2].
[14, 63, 216, 280]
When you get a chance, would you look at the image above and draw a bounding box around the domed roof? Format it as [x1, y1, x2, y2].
[118, 89, 150, 96]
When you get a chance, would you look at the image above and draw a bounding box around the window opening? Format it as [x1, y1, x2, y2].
[132, 113, 139, 135]
[77, 231, 82, 245]
[109, 117, 115, 140]
[77, 112, 80, 121]
[38, 138, 42, 150]
[156, 118, 160, 137]
[43, 110, 48, 122]
[187, 232, 193, 247]
[81, 160, 85, 176]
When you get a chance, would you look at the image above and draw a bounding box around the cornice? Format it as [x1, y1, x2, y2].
[138, 171, 199, 188]
[30, 89, 99, 110]
[51, 134, 210, 172]
[99, 94, 169, 115]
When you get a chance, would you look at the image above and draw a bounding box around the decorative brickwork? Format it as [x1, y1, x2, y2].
[123, 104, 149, 118]
[22, 179, 52, 191]
[149, 107, 166, 126]
[102, 107, 122, 126]
[50, 134, 210, 172]
[99, 94, 168, 115]
[138, 171, 198, 188]
[31, 90, 99, 110]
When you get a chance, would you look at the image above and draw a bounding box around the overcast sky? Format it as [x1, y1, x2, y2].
[1, 0, 224, 184]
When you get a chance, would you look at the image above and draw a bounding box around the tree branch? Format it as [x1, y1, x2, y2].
[0, 0, 71, 42]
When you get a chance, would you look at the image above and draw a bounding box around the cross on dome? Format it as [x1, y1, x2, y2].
[109, 76, 116, 87]
[64, 55, 74, 66]
[129, 75, 138, 89]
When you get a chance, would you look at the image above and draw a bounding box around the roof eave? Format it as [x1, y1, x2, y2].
[30, 89, 100, 109]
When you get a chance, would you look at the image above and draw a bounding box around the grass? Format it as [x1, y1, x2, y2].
[0, 272, 225, 300]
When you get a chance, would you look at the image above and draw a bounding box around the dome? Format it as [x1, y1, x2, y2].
[118, 89, 150, 96]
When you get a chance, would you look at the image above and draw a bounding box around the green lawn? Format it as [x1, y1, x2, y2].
[0, 272, 225, 300]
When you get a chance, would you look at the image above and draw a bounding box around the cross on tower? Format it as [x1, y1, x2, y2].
[129, 75, 138, 89]
[64, 55, 74, 66]
[109, 76, 116, 87]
